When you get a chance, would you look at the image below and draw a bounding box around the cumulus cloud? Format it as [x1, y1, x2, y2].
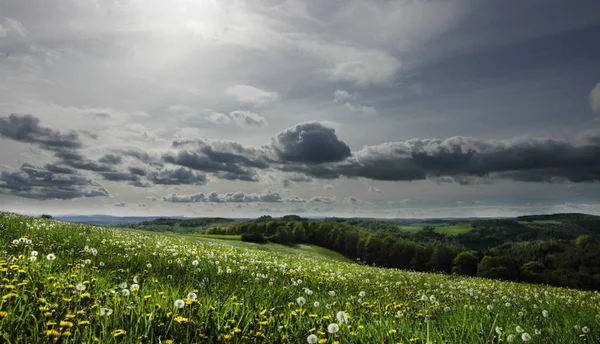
[148, 167, 207, 185]
[333, 90, 378, 116]
[0, 114, 82, 151]
[98, 154, 122, 165]
[113, 202, 147, 207]
[323, 184, 334, 190]
[206, 110, 268, 128]
[590, 83, 600, 113]
[225, 85, 280, 105]
[307, 196, 337, 204]
[165, 138, 268, 181]
[163, 190, 283, 203]
[1, 18, 26, 37]
[368, 186, 382, 193]
[298, 133, 600, 183]
[271, 122, 351, 164]
[0, 163, 109, 200]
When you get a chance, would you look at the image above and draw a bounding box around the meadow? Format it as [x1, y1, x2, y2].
[0, 212, 598, 343]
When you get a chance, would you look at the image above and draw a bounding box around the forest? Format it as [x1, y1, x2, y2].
[198, 213, 600, 291]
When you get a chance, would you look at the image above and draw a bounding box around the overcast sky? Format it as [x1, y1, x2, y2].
[1, 0, 600, 218]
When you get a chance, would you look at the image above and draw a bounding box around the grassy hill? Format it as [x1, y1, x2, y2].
[0, 212, 598, 343]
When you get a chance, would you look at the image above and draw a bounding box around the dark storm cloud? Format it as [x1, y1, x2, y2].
[270, 122, 351, 164]
[164, 138, 269, 181]
[0, 162, 109, 200]
[162, 190, 283, 203]
[0, 114, 82, 150]
[128, 166, 148, 176]
[54, 150, 114, 172]
[148, 167, 207, 185]
[100, 171, 140, 182]
[296, 134, 600, 183]
[98, 154, 122, 165]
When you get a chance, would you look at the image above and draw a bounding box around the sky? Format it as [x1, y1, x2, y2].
[1, 0, 600, 218]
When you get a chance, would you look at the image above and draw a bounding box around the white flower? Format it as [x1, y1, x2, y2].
[187, 292, 197, 300]
[444, 307, 451, 312]
[46, 253, 56, 261]
[495, 326, 503, 335]
[192, 260, 199, 266]
[297, 297, 306, 306]
[487, 305, 494, 311]
[521, 333, 532, 341]
[30, 251, 38, 256]
[542, 310, 549, 317]
[582, 326, 590, 334]
[130, 284, 140, 291]
[29, 256, 37, 262]
[11, 239, 18, 245]
[307, 334, 318, 344]
[122, 289, 130, 297]
[336, 311, 348, 324]
[507, 334, 515, 342]
[328, 291, 336, 297]
[429, 295, 436, 302]
[535, 329, 541, 335]
[119, 282, 128, 289]
[505, 302, 511, 307]
[397, 311, 404, 317]
[313, 302, 320, 307]
[421, 295, 428, 301]
[146, 263, 152, 269]
[304, 288, 313, 295]
[516, 326, 524, 333]
[518, 311, 524, 317]
[84, 259, 91, 265]
[174, 299, 185, 309]
[327, 323, 340, 334]
[100, 307, 113, 316]
[76, 283, 86, 291]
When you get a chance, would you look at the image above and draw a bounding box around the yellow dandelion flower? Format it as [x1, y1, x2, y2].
[78, 320, 90, 326]
[45, 330, 61, 338]
[112, 329, 127, 337]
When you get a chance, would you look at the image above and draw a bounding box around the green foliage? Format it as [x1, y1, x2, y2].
[452, 250, 479, 276]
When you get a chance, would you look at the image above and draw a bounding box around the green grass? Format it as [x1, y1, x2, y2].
[0, 212, 598, 344]
[434, 223, 472, 236]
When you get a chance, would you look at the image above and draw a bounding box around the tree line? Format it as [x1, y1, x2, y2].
[205, 215, 600, 290]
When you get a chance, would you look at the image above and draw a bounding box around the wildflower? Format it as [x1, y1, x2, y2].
[314, 301, 320, 307]
[305, 288, 313, 295]
[336, 311, 348, 324]
[486, 305, 493, 311]
[328, 323, 340, 334]
[174, 299, 185, 309]
[328, 291, 336, 297]
[76, 283, 86, 292]
[495, 326, 503, 335]
[112, 329, 127, 337]
[31, 251, 38, 256]
[119, 282, 127, 289]
[147, 263, 152, 268]
[444, 307, 451, 312]
[521, 333, 531, 341]
[84, 259, 91, 265]
[187, 292, 197, 300]
[297, 297, 306, 306]
[582, 326, 590, 334]
[122, 289, 130, 297]
[46, 253, 56, 261]
[307, 334, 318, 344]
[507, 334, 515, 342]
[516, 326, 524, 333]
[359, 291, 366, 298]
[130, 284, 139, 291]
[535, 329, 541, 335]
[542, 310, 549, 318]
[99, 308, 113, 316]
[421, 295, 428, 301]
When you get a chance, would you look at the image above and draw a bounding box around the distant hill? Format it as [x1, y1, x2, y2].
[53, 215, 187, 226]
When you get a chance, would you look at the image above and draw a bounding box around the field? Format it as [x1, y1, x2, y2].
[394, 223, 472, 236]
[0, 213, 598, 343]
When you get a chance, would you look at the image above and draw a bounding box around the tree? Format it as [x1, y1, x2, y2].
[452, 251, 479, 276]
